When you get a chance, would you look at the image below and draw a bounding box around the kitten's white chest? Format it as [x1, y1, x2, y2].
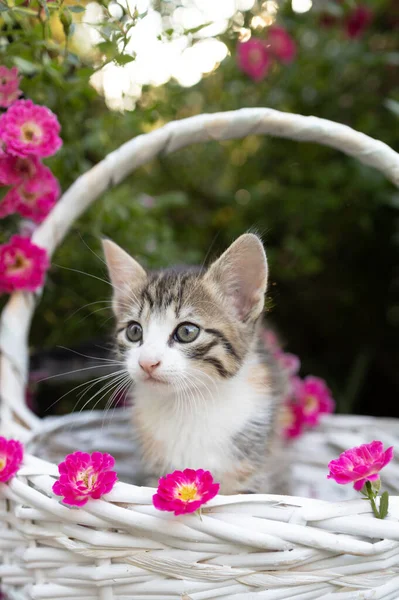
[133, 363, 268, 478]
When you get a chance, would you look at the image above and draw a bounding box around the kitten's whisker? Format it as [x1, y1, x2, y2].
[74, 306, 117, 327]
[79, 372, 128, 414]
[102, 376, 131, 428]
[198, 233, 219, 276]
[103, 374, 130, 413]
[75, 369, 126, 403]
[65, 300, 116, 322]
[73, 370, 127, 411]
[38, 362, 122, 384]
[53, 264, 131, 298]
[43, 368, 126, 413]
[55, 346, 125, 364]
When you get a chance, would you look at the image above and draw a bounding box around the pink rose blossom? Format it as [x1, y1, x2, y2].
[237, 38, 271, 82]
[327, 441, 394, 491]
[0, 437, 24, 483]
[0, 235, 49, 294]
[293, 375, 335, 426]
[282, 402, 305, 439]
[345, 6, 373, 38]
[0, 155, 40, 186]
[153, 468, 220, 516]
[0, 66, 22, 108]
[267, 26, 296, 64]
[0, 99, 62, 158]
[52, 451, 118, 506]
[1, 164, 60, 223]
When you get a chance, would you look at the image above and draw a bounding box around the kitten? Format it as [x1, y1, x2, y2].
[103, 234, 288, 494]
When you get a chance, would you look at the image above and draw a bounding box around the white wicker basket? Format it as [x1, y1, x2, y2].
[1, 108, 399, 600]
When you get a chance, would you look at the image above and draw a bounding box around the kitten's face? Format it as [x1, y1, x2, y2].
[103, 234, 268, 397]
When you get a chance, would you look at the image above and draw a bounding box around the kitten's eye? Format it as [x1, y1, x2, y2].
[126, 321, 143, 343]
[174, 322, 200, 343]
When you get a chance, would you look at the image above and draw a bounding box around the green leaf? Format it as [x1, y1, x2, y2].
[69, 5, 86, 12]
[12, 57, 39, 75]
[379, 492, 389, 519]
[114, 53, 135, 66]
[11, 6, 37, 15]
[97, 40, 117, 59]
[184, 21, 212, 35]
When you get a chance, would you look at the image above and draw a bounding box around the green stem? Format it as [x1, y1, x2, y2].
[368, 492, 381, 519]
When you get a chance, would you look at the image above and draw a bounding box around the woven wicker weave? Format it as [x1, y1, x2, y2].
[1, 108, 399, 600]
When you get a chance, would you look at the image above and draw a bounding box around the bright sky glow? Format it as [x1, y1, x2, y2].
[291, 0, 313, 14]
[75, 0, 259, 110]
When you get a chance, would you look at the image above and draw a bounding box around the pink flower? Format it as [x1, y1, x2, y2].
[0, 235, 49, 294]
[262, 329, 281, 352]
[293, 375, 335, 426]
[153, 468, 220, 516]
[1, 164, 60, 223]
[0, 437, 24, 482]
[267, 26, 296, 64]
[237, 38, 271, 82]
[276, 351, 301, 376]
[0, 99, 62, 158]
[345, 6, 373, 38]
[262, 330, 301, 376]
[52, 451, 118, 506]
[327, 441, 394, 491]
[0, 66, 22, 108]
[281, 402, 305, 439]
[0, 155, 40, 186]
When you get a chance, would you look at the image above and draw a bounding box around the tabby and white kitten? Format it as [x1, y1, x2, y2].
[103, 234, 288, 494]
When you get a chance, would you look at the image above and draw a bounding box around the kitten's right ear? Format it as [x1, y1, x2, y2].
[102, 239, 147, 317]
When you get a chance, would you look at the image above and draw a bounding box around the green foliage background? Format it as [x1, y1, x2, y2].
[1, 0, 398, 417]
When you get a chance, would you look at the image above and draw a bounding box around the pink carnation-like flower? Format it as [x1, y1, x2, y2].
[237, 38, 271, 82]
[52, 451, 118, 506]
[1, 164, 60, 223]
[345, 6, 373, 38]
[267, 26, 296, 64]
[0, 66, 22, 109]
[0, 437, 24, 483]
[293, 375, 335, 426]
[153, 468, 220, 516]
[262, 329, 281, 351]
[327, 441, 394, 491]
[262, 329, 300, 375]
[276, 351, 301, 376]
[281, 401, 305, 439]
[0, 155, 40, 186]
[0, 99, 62, 158]
[0, 235, 49, 294]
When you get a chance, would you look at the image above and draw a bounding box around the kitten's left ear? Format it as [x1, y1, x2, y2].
[205, 233, 268, 322]
[102, 239, 147, 317]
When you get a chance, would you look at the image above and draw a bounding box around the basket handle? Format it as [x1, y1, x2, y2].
[1, 108, 398, 437]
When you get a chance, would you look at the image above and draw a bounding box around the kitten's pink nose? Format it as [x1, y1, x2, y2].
[139, 359, 161, 376]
